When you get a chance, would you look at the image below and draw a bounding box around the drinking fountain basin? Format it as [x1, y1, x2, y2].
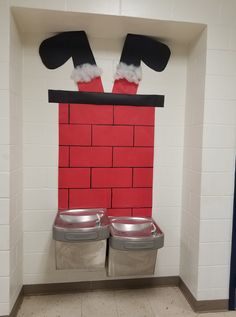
[53, 208, 109, 270]
[108, 217, 164, 277]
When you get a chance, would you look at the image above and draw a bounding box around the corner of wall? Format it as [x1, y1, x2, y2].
[180, 27, 207, 299]
[9, 11, 23, 314]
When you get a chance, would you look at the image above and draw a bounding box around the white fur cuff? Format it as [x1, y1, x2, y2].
[114, 62, 142, 84]
[71, 64, 102, 83]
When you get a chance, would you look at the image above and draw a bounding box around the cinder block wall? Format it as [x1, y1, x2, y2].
[22, 33, 186, 286]
[1, 1, 235, 315]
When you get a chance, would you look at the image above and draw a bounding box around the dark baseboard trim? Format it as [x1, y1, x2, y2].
[179, 278, 228, 313]
[8, 287, 24, 317]
[23, 276, 180, 296]
[2, 276, 230, 316]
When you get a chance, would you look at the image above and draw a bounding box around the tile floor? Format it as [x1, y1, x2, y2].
[17, 287, 236, 317]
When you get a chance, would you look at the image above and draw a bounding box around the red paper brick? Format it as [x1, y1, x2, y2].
[132, 208, 152, 217]
[70, 147, 112, 167]
[134, 126, 154, 146]
[59, 124, 91, 145]
[70, 104, 113, 124]
[59, 146, 69, 167]
[59, 103, 69, 123]
[59, 168, 90, 188]
[133, 168, 153, 187]
[113, 147, 154, 167]
[114, 106, 155, 125]
[69, 189, 111, 208]
[108, 208, 132, 217]
[58, 189, 68, 210]
[92, 168, 132, 188]
[92, 125, 133, 146]
[112, 188, 152, 208]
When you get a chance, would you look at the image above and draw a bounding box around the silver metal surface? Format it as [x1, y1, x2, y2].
[53, 208, 108, 270]
[53, 208, 109, 242]
[56, 240, 106, 270]
[109, 217, 164, 250]
[108, 216, 164, 277]
[55, 209, 107, 227]
[60, 208, 106, 213]
[59, 214, 100, 225]
[108, 247, 157, 277]
[110, 217, 158, 237]
[112, 221, 153, 233]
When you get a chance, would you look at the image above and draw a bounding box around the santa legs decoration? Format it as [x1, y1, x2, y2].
[39, 31, 170, 217]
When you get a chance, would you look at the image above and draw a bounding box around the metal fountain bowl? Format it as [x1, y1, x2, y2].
[57, 208, 105, 225]
[109, 217, 164, 250]
[53, 208, 109, 242]
[59, 213, 100, 224]
[109, 217, 162, 237]
[108, 216, 164, 277]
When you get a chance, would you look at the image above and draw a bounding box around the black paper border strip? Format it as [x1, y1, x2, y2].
[49, 90, 164, 107]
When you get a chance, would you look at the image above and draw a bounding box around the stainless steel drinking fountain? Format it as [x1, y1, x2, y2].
[108, 217, 164, 277]
[53, 208, 109, 270]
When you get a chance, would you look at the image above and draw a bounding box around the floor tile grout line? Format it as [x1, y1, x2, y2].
[113, 290, 120, 317]
[143, 288, 156, 317]
[81, 292, 83, 317]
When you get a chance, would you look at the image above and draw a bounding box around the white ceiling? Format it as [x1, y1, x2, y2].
[12, 7, 205, 45]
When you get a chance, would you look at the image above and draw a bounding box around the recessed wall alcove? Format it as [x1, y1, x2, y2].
[11, 5, 206, 298]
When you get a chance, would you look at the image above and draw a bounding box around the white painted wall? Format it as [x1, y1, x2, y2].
[0, 0, 236, 315]
[0, 2, 11, 315]
[9, 14, 23, 311]
[0, 2, 23, 316]
[152, 45, 187, 277]
[180, 29, 207, 299]
[197, 28, 236, 302]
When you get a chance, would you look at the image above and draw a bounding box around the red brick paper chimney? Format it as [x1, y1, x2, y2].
[39, 31, 170, 217]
